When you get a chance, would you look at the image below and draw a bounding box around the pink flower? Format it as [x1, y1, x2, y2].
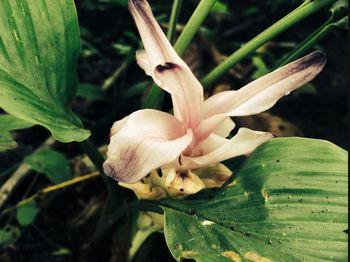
[103, 0, 326, 187]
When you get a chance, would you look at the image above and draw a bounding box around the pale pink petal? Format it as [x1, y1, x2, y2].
[213, 117, 235, 137]
[198, 51, 326, 140]
[135, 50, 152, 77]
[181, 128, 273, 169]
[129, 0, 203, 128]
[203, 51, 326, 118]
[129, 0, 181, 69]
[110, 115, 129, 137]
[103, 109, 193, 183]
[153, 64, 203, 128]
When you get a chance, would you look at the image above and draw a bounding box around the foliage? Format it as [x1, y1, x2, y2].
[0, 0, 90, 142]
[0, 0, 347, 260]
[24, 149, 71, 184]
[0, 114, 34, 152]
[162, 138, 348, 261]
[16, 200, 39, 226]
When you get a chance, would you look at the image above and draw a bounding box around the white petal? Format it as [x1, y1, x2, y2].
[153, 64, 203, 128]
[181, 128, 273, 169]
[129, 0, 181, 69]
[103, 109, 193, 183]
[129, 0, 204, 127]
[201, 51, 326, 124]
[136, 50, 152, 77]
[213, 117, 235, 137]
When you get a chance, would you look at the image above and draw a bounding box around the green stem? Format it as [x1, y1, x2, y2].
[92, 200, 163, 242]
[201, 0, 336, 88]
[174, 0, 217, 56]
[167, 0, 183, 43]
[142, 0, 217, 109]
[275, 18, 333, 68]
[79, 138, 113, 194]
[79, 138, 104, 173]
[128, 228, 155, 261]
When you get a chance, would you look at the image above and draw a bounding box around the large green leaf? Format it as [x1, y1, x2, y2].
[0, 0, 90, 142]
[161, 138, 348, 261]
[0, 113, 34, 152]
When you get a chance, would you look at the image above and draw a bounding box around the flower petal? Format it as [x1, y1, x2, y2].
[193, 163, 232, 188]
[204, 51, 326, 117]
[153, 64, 203, 128]
[181, 128, 273, 169]
[103, 109, 193, 183]
[118, 180, 167, 200]
[129, 0, 203, 127]
[136, 50, 152, 77]
[129, 0, 181, 70]
[213, 117, 235, 137]
[200, 51, 326, 135]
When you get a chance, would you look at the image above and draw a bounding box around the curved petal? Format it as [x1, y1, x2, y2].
[153, 64, 203, 128]
[129, 0, 181, 70]
[181, 128, 273, 169]
[135, 50, 152, 77]
[103, 109, 193, 183]
[213, 117, 235, 137]
[129, 0, 203, 128]
[200, 52, 326, 135]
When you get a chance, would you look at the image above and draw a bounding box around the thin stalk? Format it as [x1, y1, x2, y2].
[275, 19, 332, 68]
[142, 0, 217, 109]
[79, 138, 104, 174]
[92, 200, 163, 242]
[128, 229, 154, 261]
[167, 0, 183, 43]
[102, 56, 133, 90]
[16, 171, 100, 208]
[79, 138, 114, 194]
[275, 11, 347, 68]
[174, 0, 217, 56]
[201, 0, 336, 88]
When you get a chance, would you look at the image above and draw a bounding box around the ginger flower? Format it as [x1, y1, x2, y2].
[103, 0, 326, 199]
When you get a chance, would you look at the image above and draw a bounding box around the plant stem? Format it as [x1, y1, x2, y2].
[174, 0, 217, 56]
[275, 7, 347, 68]
[92, 200, 163, 242]
[201, 0, 336, 88]
[275, 19, 333, 68]
[128, 229, 154, 261]
[79, 138, 104, 173]
[16, 171, 100, 208]
[142, 0, 217, 109]
[167, 0, 183, 43]
[142, 84, 164, 109]
[78, 138, 115, 194]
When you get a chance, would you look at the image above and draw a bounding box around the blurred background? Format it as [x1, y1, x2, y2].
[0, 0, 347, 261]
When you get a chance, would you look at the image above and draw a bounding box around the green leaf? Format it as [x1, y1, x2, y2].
[52, 248, 71, 256]
[112, 43, 133, 56]
[16, 200, 39, 226]
[211, 1, 229, 14]
[0, 225, 21, 246]
[161, 138, 348, 261]
[24, 149, 71, 184]
[252, 56, 270, 79]
[0, 0, 90, 142]
[0, 114, 34, 152]
[77, 83, 106, 101]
